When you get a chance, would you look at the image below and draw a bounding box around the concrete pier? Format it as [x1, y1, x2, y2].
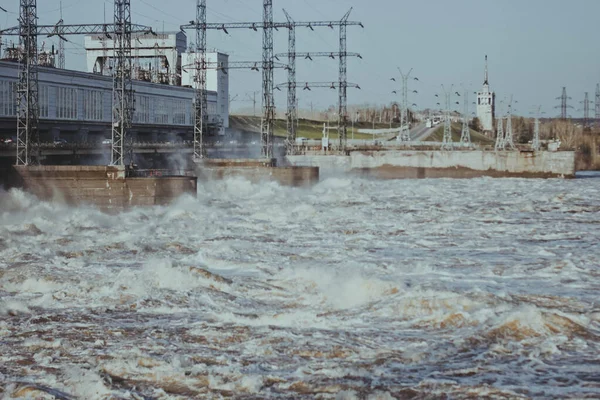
[195, 158, 319, 187]
[287, 150, 576, 179]
[10, 165, 197, 208]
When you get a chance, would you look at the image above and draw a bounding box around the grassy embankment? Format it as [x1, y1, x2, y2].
[230, 115, 394, 140]
[426, 122, 494, 145]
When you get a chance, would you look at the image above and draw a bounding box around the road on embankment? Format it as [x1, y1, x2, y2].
[410, 123, 439, 141]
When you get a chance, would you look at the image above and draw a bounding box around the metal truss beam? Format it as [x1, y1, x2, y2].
[180, 20, 363, 31]
[276, 81, 361, 90]
[274, 51, 361, 60]
[1, 22, 153, 36]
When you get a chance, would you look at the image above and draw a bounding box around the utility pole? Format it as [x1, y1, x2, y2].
[111, 0, 134, 166]
[460, 88, 471, 145]
[246, 91, 258, 116]
[16, 0, 39, 166]
[441, 85, 453, 150]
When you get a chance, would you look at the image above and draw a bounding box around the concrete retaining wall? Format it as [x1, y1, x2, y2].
[286, 150, 576, 178]
[196, 159, 319, 187]
[12, 165, 197, 208]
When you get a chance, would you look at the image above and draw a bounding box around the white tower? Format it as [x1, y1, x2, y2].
[476, 55, 495, 134]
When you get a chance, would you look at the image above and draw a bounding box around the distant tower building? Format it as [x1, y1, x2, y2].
[476, 55, 495, 134]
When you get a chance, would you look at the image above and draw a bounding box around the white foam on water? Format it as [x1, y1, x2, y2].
[1, 176, 599, 398]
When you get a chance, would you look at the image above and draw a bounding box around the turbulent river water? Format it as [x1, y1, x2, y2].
[1, 176, 599, 399]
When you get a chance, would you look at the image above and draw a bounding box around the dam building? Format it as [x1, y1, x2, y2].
[476, 55, 495, 134]
[84, 31, 229, 129]
[0, 32, 229, 142]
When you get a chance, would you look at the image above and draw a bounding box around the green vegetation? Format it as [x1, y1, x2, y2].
[230, 115, 393, 140]
[425, 122, 494, 145]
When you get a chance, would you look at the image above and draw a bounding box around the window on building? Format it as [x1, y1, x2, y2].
[173, 100, 186, 125]
[0, 80, 17, 117]
[134, 95, 150, 123]
[39, 85, 49, 118]
[478, 98, 481, 105]
[56, 86, 78, 119]
[154, 97, 169, 124]
[83, 89, 103, 121]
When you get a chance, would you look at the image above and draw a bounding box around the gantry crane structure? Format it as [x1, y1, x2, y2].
[180, 1, 363, 159]
[275, 9, 362, 154]
[1, 0, 153, 166]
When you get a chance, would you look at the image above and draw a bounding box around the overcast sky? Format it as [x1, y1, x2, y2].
[2, 0, 598, 116]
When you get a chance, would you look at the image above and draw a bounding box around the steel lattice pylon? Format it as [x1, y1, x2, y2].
[57, 2, 65, 69]
[581, 92, 591, 128]
[460, 89, 471, 145]
[495, 117, 504, 150]
[555, 87, 572, 120]
[441, 85, 453, 151]
[337, 9, 351, 151]
[503, 96, 515, 150]
[532, 106, 541, 152]
[111, 0, 134, 166]
[193, 0, 207, 160]
[16, 0, 39, 166]
[595, 84, 600, 123]
[396, 68, 414, 142]
[261, 0, 274, 158]
[283, 9, 296, 156]
[179, 13, 362, 158]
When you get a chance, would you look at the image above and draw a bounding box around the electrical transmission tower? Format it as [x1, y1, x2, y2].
[276, 11, 361, 154]
[395, 68, 417, 142]
[503, 96, 515, 150]
[261, 0, 274, 159]
[180, 8, 363, 158]
[441, 85, 453, 150]
[0, 0, 153, 165]
[460, 88, 470, 145]
[581, 92, 592, 128]
[532, 106, 542, 152]
[283, 9, 296, 155]
[111, 0, 134, 166]
[193, 0, 207, 160]
[16, 0, 39, 165]
[57, 2, 65, 69]
[596, 84, 600, 123]
[555, 87, 572, 119]
[337, 8, 352, 151]
[495, 117, 504, 150]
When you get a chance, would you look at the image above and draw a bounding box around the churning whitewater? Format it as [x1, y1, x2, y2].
[1, 177, 599, 399]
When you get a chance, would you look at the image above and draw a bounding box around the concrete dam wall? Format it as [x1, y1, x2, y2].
[9, 165, 197, 209]
[286, 150, 576, 179]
